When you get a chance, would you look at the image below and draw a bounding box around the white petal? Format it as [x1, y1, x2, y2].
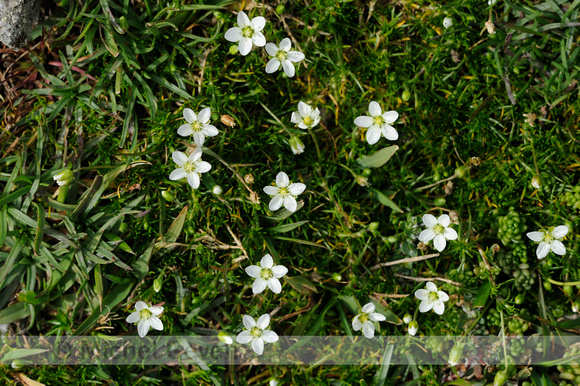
[169, 168, 186, 181]
[225, 27, 242, 42]
[245, 265, 262, 278]
[438, 291, 449, 302]
[415, 289, 429, 300]
[362, 322, 375, 339]
[137, 319, 150, 338]
[369, 312, 386, 322]
[237, 11, 250, 27]
[269, 195, 284, 211]
[265, 43, 278, 56]
[381, 110, 399, 124]
[361, 303, 375, 313]
[291, 112, 301, 124]
[282, 60, 295, 77]
[190, 147, 203, 161]
[261, 330, 278, 343]
[368, 101, 382, 117]
[193, 132, 205, 146]
[266, 58, 281, 73]
[187, 173, 200, 189]
[297, 101, 309, 116]
[149, 306, 163, 316]
[283, 195, 297, 212]
[433, 301, 445, 315]
[238, 37, 253, 56]
[243, 315, 256, 329]
[381, 124, 398, 141]
[426, 282, 438, 292]
[236, 330, 252, 344]
[261, 254, 274, 268]
[287, 51, 305, 62]
[135, 301, 148, 311]
[263, 186, 280, 196]
[197, 107, 211, 123]
[177, 124, 193, 137]
[366, 127, 381, 145]
[256, 314, 270, 329]
[527, 231, 545, 242]
[444, 227, 458, 241]
[271, 265, 288, 278]
[418, 229, 436, 242]
[126, 311, 140, 324]
[354, 115, 373, 128]
[438, 214, 451, 227]
[268, 278, 282, 293]
[536, 242, 550, 259]
[250, 16, 266, 31]
[149, 316, 163, 331]
[252, 32, 266, 47]
[551, 240, 566, 255]
[279, 38, 291, 51]
[288, 182, 306, 195]
[252, 337, 264, 355]
[253, 278, 268, 294]
[183, 108, 196, 122]
[196, 161, 212, 174]
[418, 300, 433, 313]
[172, 151, 188, 166]
[423, 214, 438, 228]
[276, 172, 290, 187]
[352, 315, 361, 331]
[552, 225, 569, 239]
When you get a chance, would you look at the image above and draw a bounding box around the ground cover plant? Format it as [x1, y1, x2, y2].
[1, 0, 580, 384]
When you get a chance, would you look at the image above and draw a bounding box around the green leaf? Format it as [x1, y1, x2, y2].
[101, 27, 119, 57]
[33, 202, 45, 255]
[0, 302, 30, 324]
[474, 280, 491, 307]
[374, 343, 394, 385]
[0, 240, 22, 289]
[369, 188, 403, 213]
[274, 236, 328, 249]
[1, 349, 48, 362]
[266, 220, 308, 233]
[285, 276, 318, 294]
[158, 205, 188, 247]
[357, 145, 399, 168]
[0, 186, 30, 207]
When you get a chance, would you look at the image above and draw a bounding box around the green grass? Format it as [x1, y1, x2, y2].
[1, 0, 580, 384]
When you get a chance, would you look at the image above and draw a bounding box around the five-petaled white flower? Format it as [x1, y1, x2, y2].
[291, 101, 320, 129]
[224, 11, 266, 56]
[354, 101, 399, 144]
[352, 302, 386, 339]
[245, 254, 288, 294]
[526, 225, 569, 259]
[415, 281, 449, 315]
[236, 314, 278, 355]
[169, 148, 212, 189]
[126, 301, 164, 338]
[418, 214, 458, 252]
[177, 107, 219, 147]
[265, 38, 305, 77]
[263, 172, 306, 212]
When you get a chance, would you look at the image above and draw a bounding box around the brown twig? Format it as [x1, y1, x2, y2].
[395, 273, 462, 287]
[370, 253, 440, 270]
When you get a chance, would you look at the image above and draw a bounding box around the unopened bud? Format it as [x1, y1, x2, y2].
[218, 331, 233, 345]
[153, 277, 163, 293]
[53, 168, 73, 187]
[213, 185, 223, 195]
[355, 175, 369, 187]
[531, 175, 541, 189]
[443, 17, 453, 29]
[448, 342, 464, 366]
[408, 320, 418, 336]
[403, 314, 412, 324]
[289, 136, 305, 155]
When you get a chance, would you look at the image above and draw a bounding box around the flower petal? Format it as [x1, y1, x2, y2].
[288, 182, 306, 195]
[261, 330, 279, 343]
[187, 173, 200, 189]
[381, 124, 398, 141]
[552, 225, 569, 239]
[297, 101, 309, 116]
[126, 311, 140, 324]
[536, 242, 550, 259]
[149, 316, 163, 331]
[169, 168, 186, 181]
[183, 108, 196, 122]
[415, 289, 429, 300]
[438, 291, 449, 302]
[279, 38, 291, 51]
[418, 228, 436, 242]
[291, 112, 301, 124]
[526, 231, 545, 242]
[252, 337, 264, 355]
[267, 278, 282, 293]
[362, 321, 375, 339]
[276, 172, 290, 187]
[366, 127, 381, 145]
[225, 27, 242, 42]
[177, 124, 193, 137]
[287, 51, 305, 62]
[283, 195, 297, 212]
[250, 16, 266, 31]
[238, 37, 253, 56]
[438, 214, 451, 227]
[271, 265, 288, 278]
[243, 315, 256, 329]
[252, 32, 266, 47]
[423, 214, 438, 228]
[197, 107, 211, 123]
[362, 303, 375, 313]
[266, 58, 280, 73]
[369, 312, 386, 322]
[368, 101, 382, 117]
[265, 43, 278, 57]
[172, 151, 188, 166]
[354, 115, 373, 128]
[256, 314, 270, 329]
[418, 300, 433, 313]
[444, 227, 458, 241]
[137, 319, 150, 338]
[149, 306, 163, 316]
[433, 301, 445, 315]
[237, 11, 250, 27]
[263, 186, 279, 196]
[245, 265, 262, 278]
[352, 315, 361, 331]
[236, 330, 252, 344]
[551, 240, 566, 255]
[381, 110, 398, 124]
[426, 282, 438, 292]
[281, 60, 295, 77]
[252, 278, 268, 294]
[190, 147, 203, 161]
[193, 132, 205, 146]
[135, 301, 148, 311]
[433, 234, 447, 251]
[261, 254, 274, 268]
[269, 195, 284, 211]
[196, 161, 212, 174]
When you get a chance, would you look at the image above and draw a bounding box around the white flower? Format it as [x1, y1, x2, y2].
[526, 225, 569, 259]
[289, 136, 305, 155]
[443, 17, 453, 29]
[236, 314, 278, 355]
[354, 101, 399, 144]
[415, 281, 449, 315]
[291, 101, 320, 129]
[265, 38, 305, 77]
[245, 254, 288, 294]
[418, 214, 458, 252]
[177, 107, 219, 147]
[263, 172, 306, 212]
[352, 302, 386, 339]
[126, 301, 164, 338]
[224, 11, 266, 56]
[169, 148, 212, 189]
[408, 320, 418, 336]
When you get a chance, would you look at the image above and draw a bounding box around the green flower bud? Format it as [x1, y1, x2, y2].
[434, 197, 446, 206]
[448, 342, 464, 366]
[408, 320, 418, 336]
[403, 314, 412, 324]
[218, 331, 233, 345]
[402, 90, 411, 102]
[275, 4, 285, 13]
[229, 45, 239, 55]
[53, 168, 73, 187]
[161, 190, 174, 202]
[368, 222, 379, 231]
[289, 136, 305, 155]
[332, 273, 342, 282]
[153, 277, 163, 293]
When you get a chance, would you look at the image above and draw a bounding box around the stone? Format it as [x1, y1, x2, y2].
[0, 0, 40, 50]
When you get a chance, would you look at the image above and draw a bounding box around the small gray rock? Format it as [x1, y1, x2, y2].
[0, 0, 40, 50]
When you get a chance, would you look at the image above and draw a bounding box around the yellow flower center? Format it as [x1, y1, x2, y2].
[191, 121, 202, 132]
[434, 224, 445, 235]
[373, 116, 385, 126]
[303, 116, 313, 126]
[241, 26, 254, 38]
[276, 50, 288, 61]
[139, 308, 152, 320]
[250, 326, 262, 338]
[278, 187, 289, 196]
[260, 268, 273, 280]
[359, 313, 369, 324]
[184, 161, 197, 174]
[428, 291, 440, 302]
